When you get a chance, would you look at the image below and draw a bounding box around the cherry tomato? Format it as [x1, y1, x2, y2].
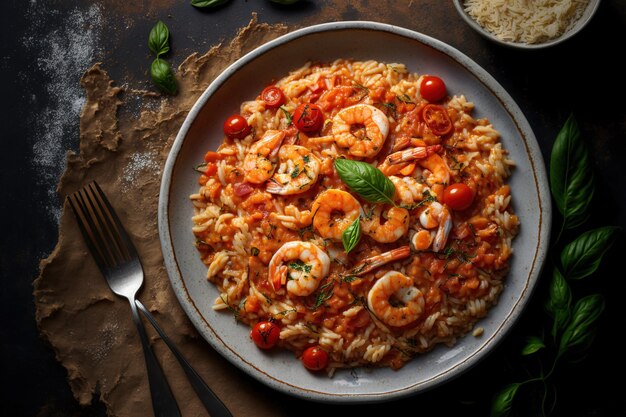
[293, 104, 324, 133]
[301, 346, 329, 371]
[443, 183, 474, 210]
[261, 86, 286, 109]
[422, 104, 453, 136]
[250, 321, 280, 350]
[420, 75, 447, 102]
[223, 114, 251, 139]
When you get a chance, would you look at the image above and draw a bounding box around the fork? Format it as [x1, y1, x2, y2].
[68, 181, 233, 417]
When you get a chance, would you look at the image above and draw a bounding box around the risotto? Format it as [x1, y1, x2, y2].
[190, 60, 519, 373]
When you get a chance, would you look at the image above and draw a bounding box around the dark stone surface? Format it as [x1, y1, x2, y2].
[1, 1, 625, 416]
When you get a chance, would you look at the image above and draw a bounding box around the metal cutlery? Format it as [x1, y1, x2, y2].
[68, 181, 232, 417]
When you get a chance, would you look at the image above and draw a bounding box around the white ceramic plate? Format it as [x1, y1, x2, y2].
[159, 22, 551, 403]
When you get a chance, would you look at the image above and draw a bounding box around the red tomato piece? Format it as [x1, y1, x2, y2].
[301, 346, 329, 371]
[204, 163, 217, 177]
[203, 151, 223, 163]
[261, 86, 286, 109]
[233, 182, 254, 197]
[420, 75, 447, 102]
[223, 114, 251, 139]
[293, 104, 324, 133]
[250, 321, 280, 350]
[443, 183, 474, 210]
[422, 104, 453, 136]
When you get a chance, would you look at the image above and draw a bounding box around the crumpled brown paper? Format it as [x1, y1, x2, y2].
[34, 15, 290, 417]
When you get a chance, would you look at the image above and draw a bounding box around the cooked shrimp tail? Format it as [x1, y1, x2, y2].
[419, 202, 452, 252]
[387, 144, 441, 165]
[351, 245, 411, 277]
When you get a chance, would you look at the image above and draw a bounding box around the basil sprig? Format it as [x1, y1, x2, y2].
[342, 217, 361, 254]
[560, 226, 619, 280]
[148, 21, 170, 57]
[151, 59, 177, 94]
[491, 115, 618, 417]
[148, 21, 177, 94]
[334, 159, 395, 205]
[550, 115, 594, 232]
[191, 0, 231, 7]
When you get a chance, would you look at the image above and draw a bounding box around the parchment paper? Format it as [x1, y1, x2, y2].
[33, 16, 290, 417]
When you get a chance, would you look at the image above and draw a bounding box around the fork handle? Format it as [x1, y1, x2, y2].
[136, 300, 234, 417]
[129, 299, 182, 417]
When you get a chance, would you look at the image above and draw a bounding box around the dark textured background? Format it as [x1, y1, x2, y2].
[2, 1, 625, 416]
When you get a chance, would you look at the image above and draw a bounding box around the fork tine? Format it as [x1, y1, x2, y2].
[67, 188, 110, 270]
[85, 182, 132, 265]
[68, 181, 137, 269]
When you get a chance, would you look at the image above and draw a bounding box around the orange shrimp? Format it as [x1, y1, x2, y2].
[367, 271, 425, 327]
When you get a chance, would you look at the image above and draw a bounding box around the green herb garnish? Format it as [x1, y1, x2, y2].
[288, 260, 312, 274]
[148, 21, 177, 94]
[191, 0, 231, 7]
[491, 115, 618, 417]
[341, 217, 361, 254]
[334, 159, 396, 205]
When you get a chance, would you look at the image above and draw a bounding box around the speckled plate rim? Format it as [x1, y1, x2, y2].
[159, 21, 551, 403]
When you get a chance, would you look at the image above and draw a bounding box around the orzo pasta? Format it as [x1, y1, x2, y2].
[190, 59, 519, 373]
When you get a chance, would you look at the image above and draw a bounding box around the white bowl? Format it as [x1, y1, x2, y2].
[453, 0, 601, 49]
[158, 21, 551, 403]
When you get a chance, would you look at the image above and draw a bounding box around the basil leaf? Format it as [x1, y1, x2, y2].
[150, 58, 178, 95]
[342, 217, 361, 254]
[560, 226, 619, 280]
[269, 0, 302, 3]
[521, 336, 545, 356]
[334, 159, 395, 205]
[191, 0, 230, 7]
[148, 21, 170, 57]
[559, 294, 604, 355]
[491, 383, 520, 417]
[550, 115, 594, 230]
[545, 268, 572, 338]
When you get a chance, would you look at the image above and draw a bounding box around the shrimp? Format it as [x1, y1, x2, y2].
[265, 145, 321, 195]
[243, 130, 286, 184]
[367, 271, 425, 327]
[419, 153, 450, 197]
[389, 176, 429, 206]
[331, 104, 389, 158]
[386, 144, 441, 165]
[268, 241, 330, 296]
[350, 246, 411, 277]
[361, 205, 409, 243]
[311, 189, 362, 240]
[418, 201, 452, 252]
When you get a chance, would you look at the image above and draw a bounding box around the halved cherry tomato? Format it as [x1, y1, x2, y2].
[443, 183, 474, 210]
[293, 104, 324, 133]
[420, 75, 447, 102]
[261, 86, 286, 109]
[250, 321, 280, 350]
[422, 104, 453, 136]
[301, 346, 329, 371]
[223, 114, 251, 139]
